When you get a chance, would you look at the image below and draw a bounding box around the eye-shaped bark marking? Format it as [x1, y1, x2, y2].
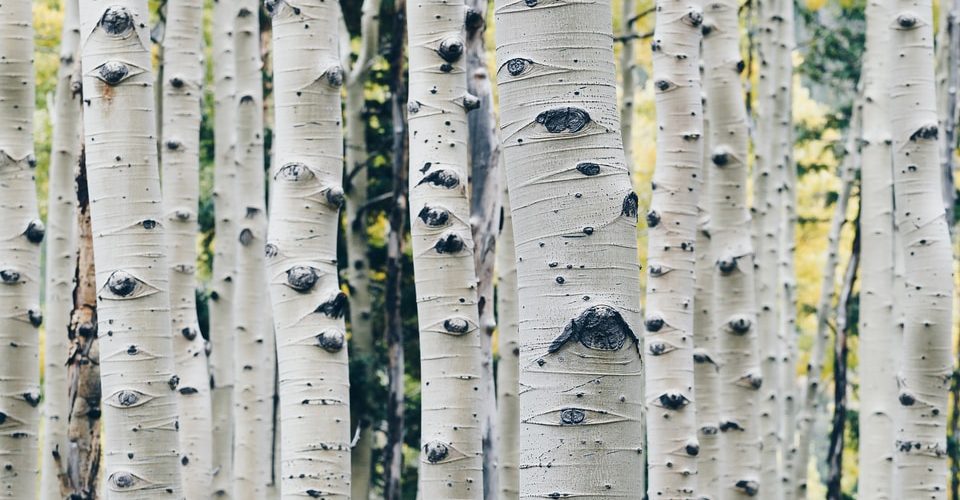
[0, 412, 6, 425]
[524, 0, 538, 6]
[434, 233, 465, 254]
[22, 392, 41, 407]
[325, 186, 345, 209]
[424, 441, 449, 463]
[692, 349, 715, 365]
[141, 219, 158, 230]
[735, 479, 760, 496]
[108, 471, 146, 490]
[727, 315, 752, 335]
[645, 315, 665, 332]
[28, 309, 42, 327]
[576, 162, 601, 176]
[648, 341, 675, 356]
[736, 59, 746, 73]
[657, 392, 690, 410]
[276, 162, 314, 182]
[465, 7, 484, 29]
[548, 305, 638, 353]
[264, 243, 279, 258]
[418, 205, 451, 227]
[0, 269, 21, 284]
[97, 61, 130, 86]
[462, 93, 481, 111]
[168, 375, 180, 390]
[622, 192, 639, 218]
[442, 317, 471, 335]
[898, 392, 916, 406]
[315, 331, 345, 353]
[535, 107, 592, 133]
[181, 326, 199, 341]
[685, 441, 700, 456]
[505, 58, 534, 77]
[315, 292, 348, 319]
[238, 228, 254, 246]
[100, 6, 133, 35]
[437, 38, 464, 63]
[115, 390, 144, 407]
[179, 387, 199, 395]
[24, 219, 45, 243]
[717, 256, 738, 274]
[418, 169, 460, 189]
[106, 270, 138, 297]
[711, 149, 730, 166]
[646, 210, 661, 228]
[909, 124, 938, 141]
[655, 79, 677, 92]
[323, 65, 345, 88]
[408, 100, 421, 114]
[560, 408, 586, 425]
[738, 372, 762, 390]
[895, 13, 920, 28]
[719, 420, 744, 432]
[682, 9, 703, 27]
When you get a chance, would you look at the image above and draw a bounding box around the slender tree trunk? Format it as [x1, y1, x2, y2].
[0, 1, 41, 496]
[463, 3, 502, 497]
[495, 0, 645, 496]
[857, 4, 897, 495]
[888, 0, 955, 495]
[495, 158, 519, 500]
[265, 2, 353, 497]
[209, 0, 238, 496]
[341, 2, 381, 497]
[77, 1, 184, 495]
[160, 0, 213, 495]
[826, 226, 859, 500]
[41, 1, 82, 497]
[407, 1, 484, 496]
[383, 5, 407, 497]
[938, 0, 959, 225]
[65, 155, 103, 499]
[620, 0, 637, 168]
[232, 2, 273, 498]
[645, 0, 704, 495]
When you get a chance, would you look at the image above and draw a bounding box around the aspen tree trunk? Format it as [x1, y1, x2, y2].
[888, 0, 955, 494]
[495, 160, 519, 500]
[209, 0, 238, 496]
[265, 1, 353, 498]
[620, 0, 637, 166]
[41, 0, 83, 496]
[160, 0, 213, 495]
[65, 160, 103, 499]
[0, 0, 42, 496]
[407, 1, 484, 496]
[938, 0, 959, 224]
[794, 105, 860, 500]
[694, 95, 720, 499]
[77, 1, 184, 496]
[232, 2, 273, 498]
[645, 0, 704, 495]
[341, 2, 381, 497]
[495, 0, 645, 497]
[702, 0, 763, 496]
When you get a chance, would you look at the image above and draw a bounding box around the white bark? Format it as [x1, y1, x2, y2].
[209, 0, 238, 496]
[0, 1, 41, 497]
[495, 159, 519, 500]
[888, 0, 954, 495]
[620, 0, 637, 168]
[858, 2, 896, 493]
[77, 1, 184, 496]
[407, 1, 484, 496]
[702, 1, 762, 497]
[645, 0, 704, 495]
[232, 2, 274, 498]
[267, 1, 352, 498]
[494, 0, 645, 497]
[41, 1, 82, 497]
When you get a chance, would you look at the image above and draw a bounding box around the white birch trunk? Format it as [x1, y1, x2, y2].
[858, 1, 896, 494]
[888, 0, 954, 495]
[209, 0, 238, 496]
[494, 0, 645, 496]
[232, 2, 273, 498]
[407, 1, 484, 496]
[77, 1, 184, 496]
[645, 0, 704, 495]
[0, 0, 42, 497]
[160, 0, 212, 495]
[41, 0, 82, 497]
[620, 0, 637, 168]
[266, 1, 353, 498]
[495, 160, 519, 500]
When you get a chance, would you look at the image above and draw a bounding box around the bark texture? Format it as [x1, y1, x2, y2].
[160, 0, 213, 495]
[407, 1, 484, 496]
[0, 1, 41, 496]
[77, 1, 184, 496]
[495, 0, 645, 497]
[888, 0, 955, 495]
[267, 1, 353, 497]
[620, 0, 637, 168]
[209, 0, 238, 495]
[41, 0, 82, 496]
[495, 160, 519, 500]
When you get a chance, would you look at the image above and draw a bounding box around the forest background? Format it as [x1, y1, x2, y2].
[26, 0, 952, 498]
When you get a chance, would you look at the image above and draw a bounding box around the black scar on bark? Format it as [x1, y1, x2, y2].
[141, 219, 157, 230]
[306, 490, 323, 499]
[238, 228, 254, 246]
[622, 192, 639, 219]
[506, 58, 532, 77]
[658, 392, 690, 410]
[712, 151, 729, 166]
[693, 350, 714, 364]
[315, 292, 348, 319]
[0, 269, 20, 284]
[576, 162, 601, 176]
[179, 387, 199, 395]
[719, 420, 744, 432]
[742, 372, 762, 390]
[408, 100, 421, 114]
[735, 480, 760, 496]
[648, 342, 668, 356]
[646, 210, 661, 228]
[463, 93, 481, 111]
[685, 442, 700, 456]
[896, 14, 918, 28]
[418, 169, 460, 189]
[277, 162, 313, 182]
[0, 412, 5, 424]
[111, 472, 136, 488]
[898, 392, 916, 406]
[717, 256, 738, 274]
[117, 391, 139, 406]
[645, 315, 665, 332]
[168, 375, 180, 390]
[326, 187, 345, 209]
[443, 317, 470, 335]
[170, 77, 184, 89]
[560, 408, 586, 425]
[28, 309, 42, 327]
[325, 66, 345, 88]
[418, 206, 450, 227]
[435, 233, 465, 254]
[25, 219, 45, 243]
[736, 60, 746, 73]
[548, 305, 638, 353]
[316, 331, 345, 353]
[437, 38, 464, 63]
[440, 63, 453, 73]
[107, 270, 137, 297]
[536, 108, 591, 133]
[264, 243, 278, 258]
[728, 316, 752, 334]
[181, 326, 198, 341]
[22, 392, 41, 407]
[100, 6, 133, 35]
[684, 10, 703, 27]
[424, 441, 449, 463]
[99, 61, 129, 86]
[909, 124, 938, 141]
[465, 7, 484, 31]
